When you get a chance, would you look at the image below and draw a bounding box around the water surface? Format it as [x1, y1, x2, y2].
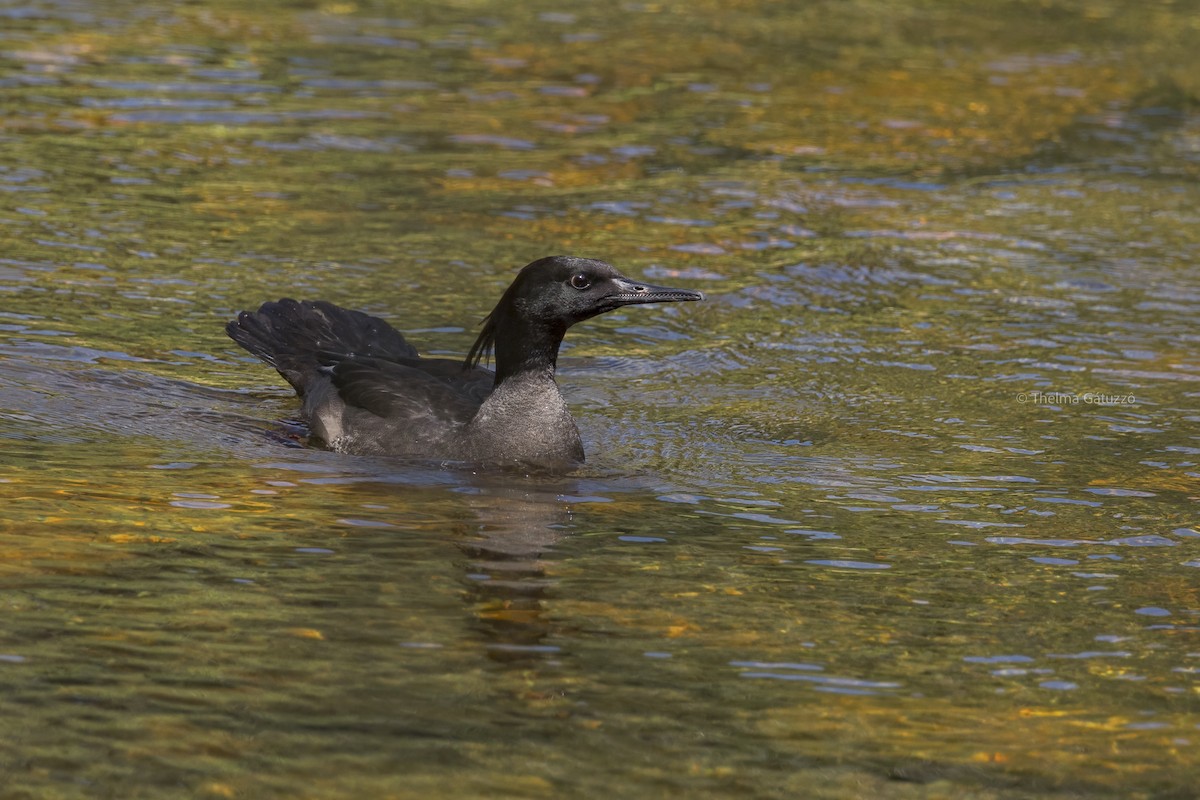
[1, 1, 1198, 797]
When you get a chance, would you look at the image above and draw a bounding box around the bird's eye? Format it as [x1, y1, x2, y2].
[569, 273, 591, 290]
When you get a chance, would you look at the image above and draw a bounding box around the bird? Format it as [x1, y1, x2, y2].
[226, 255, 704, 470]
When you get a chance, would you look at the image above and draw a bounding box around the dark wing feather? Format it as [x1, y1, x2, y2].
[226, 299, 419, 394]
[330, 356, 493, 423]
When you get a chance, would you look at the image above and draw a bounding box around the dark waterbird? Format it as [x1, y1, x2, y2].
[227, 256, 704, 470]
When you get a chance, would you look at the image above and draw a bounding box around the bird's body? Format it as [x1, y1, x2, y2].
[226, 256, 702, 470]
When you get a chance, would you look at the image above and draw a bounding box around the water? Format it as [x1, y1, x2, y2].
[1, 1, 1198, 797]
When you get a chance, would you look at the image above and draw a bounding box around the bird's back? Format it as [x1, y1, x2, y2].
[227, 299, 494, 457]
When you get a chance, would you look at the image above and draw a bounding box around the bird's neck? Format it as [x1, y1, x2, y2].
[492, 320, 566, 385]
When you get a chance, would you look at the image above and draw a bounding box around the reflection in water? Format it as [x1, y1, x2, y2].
[454, 482, 572, 657]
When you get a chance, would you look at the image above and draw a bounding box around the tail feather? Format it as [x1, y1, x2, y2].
[226, 299, 418, 395]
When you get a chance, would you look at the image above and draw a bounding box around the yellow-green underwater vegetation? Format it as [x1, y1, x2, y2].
[1, 0, 1198, 797]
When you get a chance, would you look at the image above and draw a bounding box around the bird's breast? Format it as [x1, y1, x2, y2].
[463, 373, 584, 468]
